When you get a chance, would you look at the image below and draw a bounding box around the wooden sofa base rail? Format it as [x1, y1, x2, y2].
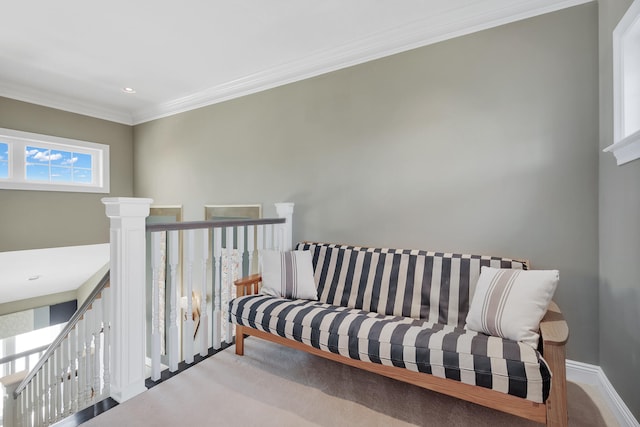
[236, 325, 548, 424]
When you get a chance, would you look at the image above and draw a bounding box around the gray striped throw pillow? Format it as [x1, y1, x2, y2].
[260, 250, 318, 300]
[465, 266, 558, 347]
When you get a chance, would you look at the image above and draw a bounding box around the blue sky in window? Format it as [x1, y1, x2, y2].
[25, 146, 92, 183]
[74, 153, 91, 169]
[0, 142, 7, 179]
[73, 168, 92, 183]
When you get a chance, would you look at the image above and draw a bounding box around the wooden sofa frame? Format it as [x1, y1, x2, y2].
[233, 274, 569, 427]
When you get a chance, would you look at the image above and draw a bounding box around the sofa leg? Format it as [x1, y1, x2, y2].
[545, 344, 568, 426]
[236, 326, 245, 356]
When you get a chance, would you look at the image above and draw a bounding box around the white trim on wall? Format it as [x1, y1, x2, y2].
[1, 0, 592, 126]
[132, 0, 593, 124]
[604, 0, 640, 165]
[603, 129, 640, 165]
[0, 81, 133, 126]
[567, 360, 640, 427]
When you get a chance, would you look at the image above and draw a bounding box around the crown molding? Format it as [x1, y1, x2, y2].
[132, 0, 592, 124]
[0, 81, 134, 125]
[1, 0, 593, 126]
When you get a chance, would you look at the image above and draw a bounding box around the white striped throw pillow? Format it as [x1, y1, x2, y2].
[260, 250, 318, 300]
[465, 266, 558, 348]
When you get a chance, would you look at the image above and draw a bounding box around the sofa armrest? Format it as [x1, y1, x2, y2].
[539, 300, 569, 426]
[234, 274, 262, 296]
[540, 301, 569, 347]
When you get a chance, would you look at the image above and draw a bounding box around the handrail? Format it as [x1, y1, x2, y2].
[0, 345, 48, 366]
[146, 217, 285, 232]
[14, 269, 110, 397]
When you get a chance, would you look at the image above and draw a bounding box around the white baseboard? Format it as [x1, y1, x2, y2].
[566, 360, 639, 427]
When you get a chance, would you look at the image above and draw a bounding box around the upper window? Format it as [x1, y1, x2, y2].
[605, 0, 640, 165]
[0, 142, 8, 179]
[0, 128, 109, 193]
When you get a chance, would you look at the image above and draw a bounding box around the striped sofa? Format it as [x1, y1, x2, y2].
[230, 242, 568, 426]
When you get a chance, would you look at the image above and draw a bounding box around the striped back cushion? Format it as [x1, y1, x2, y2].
[295, 242, 528, 327]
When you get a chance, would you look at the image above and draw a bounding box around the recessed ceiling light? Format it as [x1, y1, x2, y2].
[122, 87, 136, 94]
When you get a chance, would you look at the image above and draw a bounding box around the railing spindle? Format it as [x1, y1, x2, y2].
[247, 225, 255, 275]
[31, 373, 37, 426]
[257, 225, 264, 270]
[92, 300, 103, 399]
[168, 230, 179, 372]
[56, 347, 63, 420]
[212, 228, 222, 350]
[225, 227, 234, 344]
[200, 228, 209, 356]
[19, 384, 26, 427]
[49, 354, 56, 423]
[51, 355, 56, 423]
[102, 286, 111, 397]
[183, 229, 195, 364]
[69, 326, 78, 415]
[61, 336, 70, 417]
[57, 348, 63, 420]
[31, 376, 35, 426]
[150, 231, 162, 381]
[237, 226, 245, 280]
[29, 379, 33, 427]
[76, 317, 85, 409]
[29, 381, 33, 427]
[43, 365, 48, 425]
[84, 309, 93, 408]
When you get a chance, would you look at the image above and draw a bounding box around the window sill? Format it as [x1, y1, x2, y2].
[0, 181, 109, 193]
[603, 129, 640, 166]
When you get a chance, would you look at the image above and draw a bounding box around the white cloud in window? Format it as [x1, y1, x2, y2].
[26, 149, 62, 162]
[34, 151, 62, 162]
[62, 157, 78, 165]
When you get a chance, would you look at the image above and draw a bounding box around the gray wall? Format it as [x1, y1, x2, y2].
[135, 4, 599, 362]
[0, 97, 134, 251]
[598, 0, 640, 419]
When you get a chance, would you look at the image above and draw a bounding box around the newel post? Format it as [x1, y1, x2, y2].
[275, 202, 294, 251]
[102, 197, 153, 403]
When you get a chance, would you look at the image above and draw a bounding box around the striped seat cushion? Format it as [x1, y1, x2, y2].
[230, 294, 551, 403]
[296, 242, 528, 327]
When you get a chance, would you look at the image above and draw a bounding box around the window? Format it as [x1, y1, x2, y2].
[0, 142, 8, 179]
[25, 146, 93, 184]
[604, 0, 640, 165]
[0, 128, 109, 193]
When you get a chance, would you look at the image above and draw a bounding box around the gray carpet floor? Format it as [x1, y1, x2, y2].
[84, 338, 613, 426]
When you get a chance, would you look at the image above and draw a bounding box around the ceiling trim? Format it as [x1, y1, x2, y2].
[1, 0, 592, 126]
[0, 81, 134, 125]
[132, 0, 592, 125]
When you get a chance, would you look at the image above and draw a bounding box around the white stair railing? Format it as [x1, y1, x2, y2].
[9, 271, 111, 427]
[3, 199, 294, 426]
[145, 203, 293, 381]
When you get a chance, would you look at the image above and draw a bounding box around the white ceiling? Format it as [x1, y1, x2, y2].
[0, 244, 109, 305]
[0, 0, 589, 125]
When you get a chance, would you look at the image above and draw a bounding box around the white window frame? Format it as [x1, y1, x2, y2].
[0, 128, 110, 193]
[604, 0, 640, 165]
